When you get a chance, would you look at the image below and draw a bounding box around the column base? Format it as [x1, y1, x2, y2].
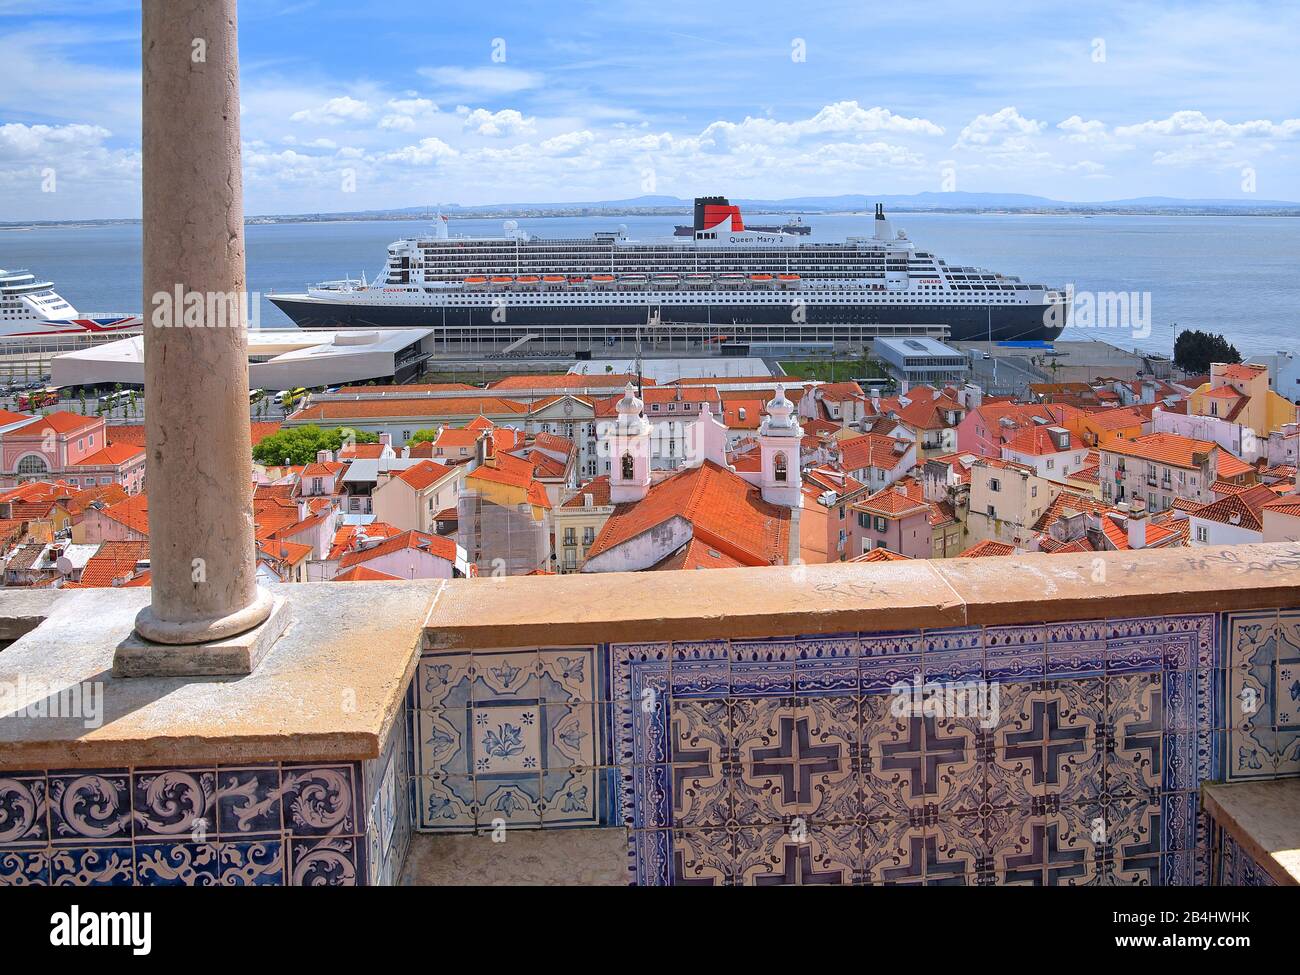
[115, 592, 288, 677]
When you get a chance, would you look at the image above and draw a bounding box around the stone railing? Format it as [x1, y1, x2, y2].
[3, 543, 1299, 885]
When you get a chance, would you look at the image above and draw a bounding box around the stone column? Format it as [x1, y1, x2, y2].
[132, 0, 273, 646]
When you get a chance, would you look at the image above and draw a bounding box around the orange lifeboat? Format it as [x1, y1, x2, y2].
[543, 274, 566, 284]
[568, 275, 588, 285]
[516, 275, 540, 285]
[750, 273, 773, 283]
[591, 274, 615, 284]
[490, 275, 512, 285]
[778, 273, 800, 281]
[464, 275, 487, 285]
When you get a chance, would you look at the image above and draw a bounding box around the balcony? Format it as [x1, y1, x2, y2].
[3, 543, 1299, 885]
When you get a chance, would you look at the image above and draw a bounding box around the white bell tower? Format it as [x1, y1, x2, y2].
[609, 382, 652, 503]
[758, 385, 803, 507]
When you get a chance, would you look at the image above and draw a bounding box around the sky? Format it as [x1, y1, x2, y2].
[1, 0, 1298, 219]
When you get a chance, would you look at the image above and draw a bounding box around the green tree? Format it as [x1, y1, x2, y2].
[406, 428, 440, 446]
[252, 424, 379, 466]
[1174, 328, 1241, 375]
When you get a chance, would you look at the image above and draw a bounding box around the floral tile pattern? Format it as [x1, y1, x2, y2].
[409, 644, 611, 831]
[0, 760, 372, 887]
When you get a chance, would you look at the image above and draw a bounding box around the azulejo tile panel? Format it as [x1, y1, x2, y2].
[609, 611, 1279, 886]
[410, 645, 614, 832]
[0, 760, 372, 887]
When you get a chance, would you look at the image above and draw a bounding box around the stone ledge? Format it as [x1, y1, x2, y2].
[0, 582, 435, 771]
[0, 588, 65, 642]
[424, 542, 1300, 650]
[1203, 779, 1300, 885]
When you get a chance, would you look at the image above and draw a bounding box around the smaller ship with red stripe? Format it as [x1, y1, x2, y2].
[0, 269, 141, 340]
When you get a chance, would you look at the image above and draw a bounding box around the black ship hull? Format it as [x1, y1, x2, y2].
[269, 297, 1064, 344]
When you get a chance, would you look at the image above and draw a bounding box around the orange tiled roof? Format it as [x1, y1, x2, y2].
[1217, 363, 1267, 381]
[1190, 484, 1277, 532]
[1079, 406, 1147, 432]
[1032, 490, 1111, 532]
[64, 484, 129, 516]
[1003, 425, 1076, 456]
[258, 539, 312, 567]
[338, 443, 390, 460]
[394, 459, 455, 490]
[1216, 453, 1252, 479]
[338, 529, 457, 569]
[99, 494, 149, 535]
[1103, 433, 1216, 470]
[851, 547, 911, 562]
[291, 397, 529, 421]
[327, 522, 402, 561]
[76, 540, 149, 587]
[1263, 496, 1300, 518]
[586, 459, 789, 566]
[20, 411, 97, 436]
[839, 433, 912, 472]
[532, 431, 573, 454]
[332, 565, 405, 581]
[650, 538, 746, 571]
[563, 476, 612, 508]
[249, 422, 282, 445]
[301, 460, 347, 478]
[73, 443, 144, 467]
[959, 540, 1015, 557]
[855, 483, 930, 519]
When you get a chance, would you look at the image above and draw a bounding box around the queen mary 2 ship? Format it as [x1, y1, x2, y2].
[0, 269, 141, 340]
[269, 197, 1068, 351]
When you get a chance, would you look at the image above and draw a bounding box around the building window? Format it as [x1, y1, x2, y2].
[774, 452, 788, 483]
[16, 454, 48, 477]
[989, 478, 1001, 492]
[874, 516, 887, 533]
[1196, 525, 1208, 543]
[621, 452, 634, 480]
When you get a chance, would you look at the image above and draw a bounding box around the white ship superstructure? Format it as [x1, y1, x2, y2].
[0, 269, 141, 340]
[269, 197, 1068, 351]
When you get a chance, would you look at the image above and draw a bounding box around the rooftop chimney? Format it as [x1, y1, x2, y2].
[1126, 498, 1147, 550]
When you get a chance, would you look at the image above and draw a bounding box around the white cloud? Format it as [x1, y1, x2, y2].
[955, 107, 1045, 151]
[381, 136, 458, 166]
[538, 130, 595, 155]
[0, 121, 111, 157]
[457, 107, 536, 137]
[1115, 111, 1300, 140]
[700, 101, 942, 150]
[1057, 116, 1108, 144]
[418, 66, 544, 96]
[289, 95, 373, 125]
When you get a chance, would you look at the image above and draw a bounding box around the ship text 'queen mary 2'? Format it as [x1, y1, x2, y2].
[269, 197, 1068, 350]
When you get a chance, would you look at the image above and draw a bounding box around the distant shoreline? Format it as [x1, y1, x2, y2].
[5, 206, 1300, 230]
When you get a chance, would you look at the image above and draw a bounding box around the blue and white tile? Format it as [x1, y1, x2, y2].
[48, 770, 131, 845]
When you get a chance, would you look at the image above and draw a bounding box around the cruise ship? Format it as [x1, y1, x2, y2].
[269, 197, 1068, 352]
[0, 269, 141, 340]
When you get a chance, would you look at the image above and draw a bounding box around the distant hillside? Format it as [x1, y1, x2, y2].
[249, 191, 1300, 222]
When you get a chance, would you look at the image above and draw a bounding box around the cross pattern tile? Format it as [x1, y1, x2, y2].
[612, 615, 1236, 886]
